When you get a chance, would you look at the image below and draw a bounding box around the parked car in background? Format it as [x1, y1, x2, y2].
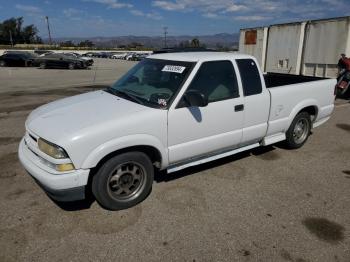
[97, 52, 110, 58]
[112, 53, 127, 59]
[34, 53, 89, 69]
[82, 52, 109, 58]
[63, 52, 94, 66]
[132, 53, 150, 61]
[0, 52, 36, 67]
[125, 53, 136, 61]
[82, 52, 95, 57]
[34, 50, 54, 56]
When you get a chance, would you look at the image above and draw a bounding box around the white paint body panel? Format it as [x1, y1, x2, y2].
[25, 91, 169, 169]
[18, 52, 335, 192]
[267, 79, 336, 136]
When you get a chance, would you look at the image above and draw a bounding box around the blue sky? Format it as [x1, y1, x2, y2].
[0, 0, 349, 38]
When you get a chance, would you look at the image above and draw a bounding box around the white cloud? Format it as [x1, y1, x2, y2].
[152, 1, 185, 11]
[83, 0, 132, 9]
[152, 0, 248, 13]
[234, 15, 271, 21]
[151, 0, 349, 23]
[146, 11, 163, 20]
[130, 9, 163, 20]
[15, 4, 41, 13]
[203, 13, 218, 19]
[151, 0, 251, 19]
[130, 9, 144, 16]
[63, 8, 84, 17]
[225, 4, 247, 12]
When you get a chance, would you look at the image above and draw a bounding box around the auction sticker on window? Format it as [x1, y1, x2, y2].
[162, 65, 186, 73]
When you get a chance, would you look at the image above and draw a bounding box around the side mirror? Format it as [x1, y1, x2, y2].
[183, 90, 208, 107]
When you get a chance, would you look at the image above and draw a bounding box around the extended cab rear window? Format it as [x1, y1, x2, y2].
[236, 59, 262, 96]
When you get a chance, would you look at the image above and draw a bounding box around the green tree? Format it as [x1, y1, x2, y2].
[60, 40, 75, 47]
[22, 25, 39, 43]
[190, 38, 200, 48]
[0, 17, 41, 45]
[78, 40, 94, 47]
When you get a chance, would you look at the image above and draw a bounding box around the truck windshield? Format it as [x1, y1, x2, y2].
[109, 58, 195, 108]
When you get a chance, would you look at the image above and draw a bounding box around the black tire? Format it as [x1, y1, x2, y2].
[92, 152, 154, 210]
[39, 62, 46, 69]
[285, 112, 311, 149]
[0, 60, 6, 67]
[68, 63, 75, 70]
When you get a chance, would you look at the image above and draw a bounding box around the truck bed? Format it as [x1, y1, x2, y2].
[264, 72, 326, 88]
[265, 75, 335, 139]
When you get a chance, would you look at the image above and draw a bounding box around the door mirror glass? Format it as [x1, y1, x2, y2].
[183, 90, 208, 107]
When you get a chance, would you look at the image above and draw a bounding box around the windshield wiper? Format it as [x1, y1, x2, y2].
[105, 87, 144, 105]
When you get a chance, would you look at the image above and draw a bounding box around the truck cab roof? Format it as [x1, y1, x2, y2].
[148, 51, 254, 62]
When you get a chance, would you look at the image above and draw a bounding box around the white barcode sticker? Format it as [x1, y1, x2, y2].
[162, 65, 186, 73]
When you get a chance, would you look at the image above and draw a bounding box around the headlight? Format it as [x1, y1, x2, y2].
[38, 138, 68, 159]
[56, 163, 75, 172]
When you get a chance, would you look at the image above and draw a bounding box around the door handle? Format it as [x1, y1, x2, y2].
[234, 104, 244, 112]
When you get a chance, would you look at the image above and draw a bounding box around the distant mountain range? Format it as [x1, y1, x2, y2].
[51, 33, 239, 49]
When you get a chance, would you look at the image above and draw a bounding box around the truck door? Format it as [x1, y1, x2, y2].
[167, 60, 244, 164]
[236, 59, 270, 145]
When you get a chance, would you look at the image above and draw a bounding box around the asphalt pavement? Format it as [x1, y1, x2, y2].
[0, 59, 349, 262]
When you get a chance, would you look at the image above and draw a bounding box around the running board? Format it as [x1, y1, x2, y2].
[167, 143, 260, 173]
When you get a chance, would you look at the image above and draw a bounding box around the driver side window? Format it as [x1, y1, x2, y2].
[179, 60, 239, 107]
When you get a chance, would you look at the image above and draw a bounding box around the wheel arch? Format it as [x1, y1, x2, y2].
[297, 105, 318, 122]
[80, 135, 168, 170]
[287, 100, 319, 129]
[93, 145, 163, 172]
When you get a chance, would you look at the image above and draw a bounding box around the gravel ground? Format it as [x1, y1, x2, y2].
[0, 59, 349, 262]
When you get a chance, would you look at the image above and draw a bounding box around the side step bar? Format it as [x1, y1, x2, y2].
[167, 143, 260, 173]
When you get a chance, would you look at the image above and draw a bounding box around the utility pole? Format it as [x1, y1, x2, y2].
[9, 30, 14, 47]
[45, 16, 52, 45]
[163, 26, 168, 48]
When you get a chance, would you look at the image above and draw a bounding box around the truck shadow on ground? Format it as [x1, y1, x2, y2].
[154, 145, 277, 183]
[51, 190, 96, 211]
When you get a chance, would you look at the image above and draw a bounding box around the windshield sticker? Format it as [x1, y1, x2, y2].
[158, 98, 167, 107]
[162, 65, 186, 74]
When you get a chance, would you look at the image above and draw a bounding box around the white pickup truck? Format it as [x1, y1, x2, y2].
[19, 52, 335, 210]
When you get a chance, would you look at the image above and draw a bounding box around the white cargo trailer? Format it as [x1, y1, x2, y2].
[239, 16, 350, 78]
[265, 22, 306, 75]
[302, 17, 350, 77]
[238, 27, 268, 71]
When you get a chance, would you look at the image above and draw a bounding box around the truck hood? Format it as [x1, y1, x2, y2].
[26, 90, 148, 144]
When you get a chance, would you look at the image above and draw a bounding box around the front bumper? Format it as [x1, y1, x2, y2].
[18, 138, 90, 202]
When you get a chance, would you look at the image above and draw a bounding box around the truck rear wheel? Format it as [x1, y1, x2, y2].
[92, 152, 154, 210]
[285, 112, 311, 149]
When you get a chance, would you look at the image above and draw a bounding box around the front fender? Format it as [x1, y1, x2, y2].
[81, 134, 168, 169]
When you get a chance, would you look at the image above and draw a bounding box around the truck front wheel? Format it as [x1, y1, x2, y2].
[92, 152, 154, 210]
[285, 112, 311, 149]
